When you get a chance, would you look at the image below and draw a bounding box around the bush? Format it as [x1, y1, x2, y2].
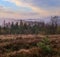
[37, 36, 52, 55]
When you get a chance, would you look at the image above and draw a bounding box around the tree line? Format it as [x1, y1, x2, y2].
[0, 16, 60, 34]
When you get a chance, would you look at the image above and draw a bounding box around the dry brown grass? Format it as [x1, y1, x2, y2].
[0, 34, 60, 57]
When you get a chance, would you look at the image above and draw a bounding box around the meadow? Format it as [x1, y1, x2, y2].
[0, 34, 60, 57]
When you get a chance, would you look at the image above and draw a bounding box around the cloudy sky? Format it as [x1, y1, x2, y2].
[0, 0, 60, 19]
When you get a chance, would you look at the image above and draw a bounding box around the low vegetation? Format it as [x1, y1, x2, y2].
[0, 35, 60, 57]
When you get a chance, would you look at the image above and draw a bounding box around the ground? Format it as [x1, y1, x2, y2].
[0, 34, 60, 57]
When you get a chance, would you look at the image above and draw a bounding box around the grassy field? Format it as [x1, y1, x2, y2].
[0, 34, 60, 57]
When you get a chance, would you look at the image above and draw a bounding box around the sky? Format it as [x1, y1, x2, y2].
[0, 0, 60, 19]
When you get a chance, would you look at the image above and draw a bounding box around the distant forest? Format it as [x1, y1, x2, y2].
[0, 16, 60, 34]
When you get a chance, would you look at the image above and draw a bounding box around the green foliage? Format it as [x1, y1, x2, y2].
[37, 36, 52, 54]
[31, 25, 40, 34]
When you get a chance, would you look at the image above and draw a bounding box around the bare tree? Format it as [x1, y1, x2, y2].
[50, 16, 58, 34]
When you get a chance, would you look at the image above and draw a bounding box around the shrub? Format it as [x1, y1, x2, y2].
[37, 36, 52, 55]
